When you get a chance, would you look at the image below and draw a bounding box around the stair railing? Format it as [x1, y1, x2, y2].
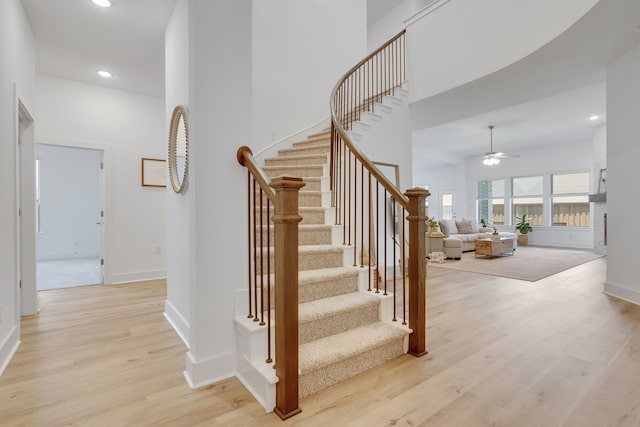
[330, 29, 429, 357]
[237, 146, 304, 420]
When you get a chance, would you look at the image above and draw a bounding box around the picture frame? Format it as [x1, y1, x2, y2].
[141, 158, 166, 188]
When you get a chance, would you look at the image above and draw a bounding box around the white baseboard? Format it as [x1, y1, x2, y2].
[604, 282, 640, 306]
[164, 300, 190, 347]
[111, 269, 167, 284]
[0, 326, 21, 377]
[184, 351, 236, 389]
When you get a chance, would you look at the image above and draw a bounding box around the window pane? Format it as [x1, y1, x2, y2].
[513, 198, 543, 225]
[552, 196, 589, 226]
[441, 193, 453, 220]
[512, 176, 543, 197]
[477, 179, 504, 198]
[553, 172, 589, 194]
[477, 199, 504, 225]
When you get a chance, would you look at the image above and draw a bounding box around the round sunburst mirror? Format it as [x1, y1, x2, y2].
[168, 105, 189, 193]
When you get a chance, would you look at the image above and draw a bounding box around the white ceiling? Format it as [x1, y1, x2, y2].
[411, 0, 640, 169]
[21, 0, 176, 98]
[19, 0, 640, 166]
[413, 83, 606, 167]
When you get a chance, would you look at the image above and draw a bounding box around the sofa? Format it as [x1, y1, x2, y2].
[437, 218, 517, 259]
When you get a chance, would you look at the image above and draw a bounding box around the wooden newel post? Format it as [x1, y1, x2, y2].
[405, 187, 429, 357]
[270, 176, 305, 420]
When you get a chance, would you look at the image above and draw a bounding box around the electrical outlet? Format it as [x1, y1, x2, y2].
[155, 246, 162, 255]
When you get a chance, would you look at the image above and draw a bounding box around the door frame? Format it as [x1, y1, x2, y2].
[15, 85, 37, 317]
[36, 137, 112, 287]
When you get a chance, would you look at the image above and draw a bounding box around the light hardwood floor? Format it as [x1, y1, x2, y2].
[1, 258, 639, 426]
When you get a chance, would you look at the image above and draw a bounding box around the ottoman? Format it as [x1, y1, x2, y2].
[443, 237, 463, 260]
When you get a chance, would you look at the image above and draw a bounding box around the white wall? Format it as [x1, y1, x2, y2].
[406, 0, 598, 103]
[251, 0, 367, 151]
[36, 145, 102, 260]
[164, 0, 191, 348]
[0, 0, 35, 375]
[413, 164, 464, 220]
[164, 0, 369, 388]
[367, 0, 426, 51]
[605, 42, 640, 305]
[35, 74, 166, 284]
[464, 138, 594, 248]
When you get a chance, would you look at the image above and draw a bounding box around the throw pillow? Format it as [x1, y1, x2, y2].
[439, 219, 458, 236]
[455, 219, 474, 234]
[469, 219, 480, 233]
[438, 220, 449, 236]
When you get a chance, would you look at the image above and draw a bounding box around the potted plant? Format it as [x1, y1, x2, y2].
[480, 218, 486, 227]
[427, 216, 439, 235]
[515, 214, 533, 246]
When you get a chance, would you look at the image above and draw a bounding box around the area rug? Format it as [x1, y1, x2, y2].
[429, 246, 603, 282]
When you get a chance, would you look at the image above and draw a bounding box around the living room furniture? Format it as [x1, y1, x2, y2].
[438, 218, 517, 252]
[475, 237, 515, 258]
[426, 231, 444, 255]
[443, 237, 463, 259]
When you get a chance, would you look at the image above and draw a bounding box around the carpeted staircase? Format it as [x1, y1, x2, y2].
[261, 129, 410, 398]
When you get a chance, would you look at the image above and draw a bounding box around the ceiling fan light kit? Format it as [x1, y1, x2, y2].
[482, 125, 518, 166]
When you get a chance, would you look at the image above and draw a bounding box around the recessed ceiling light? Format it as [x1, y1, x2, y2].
[97, 70, 113, 78]
[589, 115, 599, 121]
[92, 0, 112, 7]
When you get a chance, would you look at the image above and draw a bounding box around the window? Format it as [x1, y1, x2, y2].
[441, 192, 453, 220]
[552, 172, 590, 227]
[476, 179, 504, 224]
[512, 176, 543, 225]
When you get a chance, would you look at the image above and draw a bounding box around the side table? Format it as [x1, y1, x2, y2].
[426, 231, 444, 256]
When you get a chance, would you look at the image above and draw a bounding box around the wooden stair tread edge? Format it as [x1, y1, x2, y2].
[299, 322, 408, 374]
[298, 292, 379, 322]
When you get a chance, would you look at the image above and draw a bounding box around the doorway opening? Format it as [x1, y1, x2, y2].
[35, 144, 104, 290]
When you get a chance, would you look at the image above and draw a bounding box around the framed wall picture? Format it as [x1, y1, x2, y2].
[141, 158, 166, 188]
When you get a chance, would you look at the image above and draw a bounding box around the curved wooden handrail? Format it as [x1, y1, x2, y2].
[330, 30, 409, 209]
[237, 145, 276, 203]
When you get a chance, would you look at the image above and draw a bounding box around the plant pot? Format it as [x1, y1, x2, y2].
[517, 234, 529, 246]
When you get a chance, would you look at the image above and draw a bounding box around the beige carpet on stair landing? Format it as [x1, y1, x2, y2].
[429, 246, 603, 282]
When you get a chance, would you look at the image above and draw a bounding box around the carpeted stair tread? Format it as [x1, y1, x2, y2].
[299, 266, 359, 284]
[278, 144, 331, 157]
[300, 177, 323, 191]
[263, 164, 324, 178]
[299, 322, 407, 374]
[291, 139, 331, 149]
[264, 153, 328, 166]
[298, 293, 380, 344]
[299, 292, 378, 323]
[306, 129, 331, 139]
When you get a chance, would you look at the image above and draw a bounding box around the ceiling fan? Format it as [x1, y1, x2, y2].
[483, 125, 519, 166]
